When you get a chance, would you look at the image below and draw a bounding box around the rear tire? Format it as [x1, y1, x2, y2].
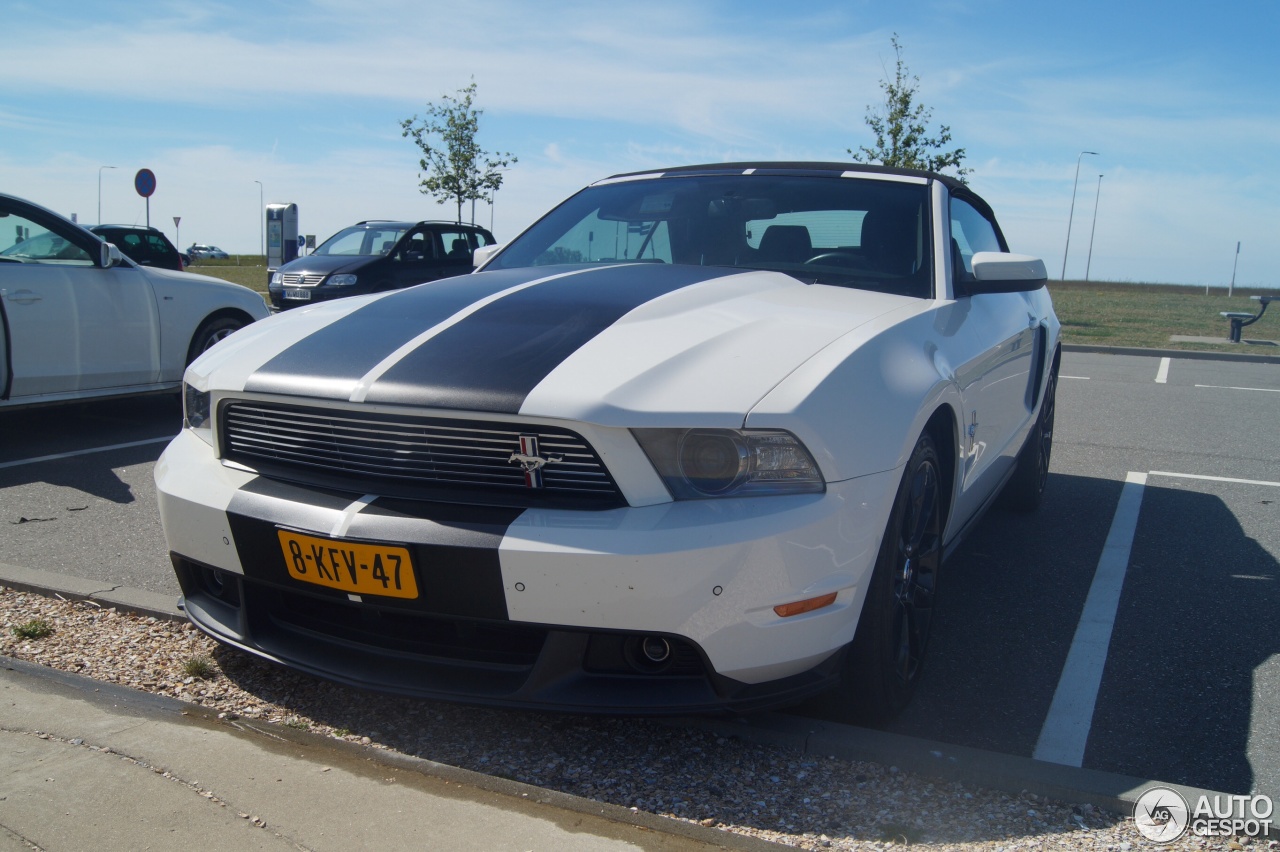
[1003, 363, 1058, 512]
[838, 432, 944, 724]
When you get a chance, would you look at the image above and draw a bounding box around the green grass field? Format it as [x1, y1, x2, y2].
[188, 257, 1279, 353]
[1047, 280, 1277, 351]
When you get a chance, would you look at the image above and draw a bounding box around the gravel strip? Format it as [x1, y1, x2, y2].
[0, 586, 1261, 852]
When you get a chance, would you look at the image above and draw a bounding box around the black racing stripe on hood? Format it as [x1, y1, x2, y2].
[362, 264, 740, 413]
[245, 268, 557, 398]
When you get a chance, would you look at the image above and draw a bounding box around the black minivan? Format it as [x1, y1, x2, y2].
[268, 220, 495, 310]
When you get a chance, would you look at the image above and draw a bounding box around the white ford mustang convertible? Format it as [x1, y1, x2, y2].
[156, 162, 1060, 721]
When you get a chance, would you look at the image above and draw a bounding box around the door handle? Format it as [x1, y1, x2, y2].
[5, 289, 42, 305]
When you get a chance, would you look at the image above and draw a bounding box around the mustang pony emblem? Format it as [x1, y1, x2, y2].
[508, 435, 563, 488]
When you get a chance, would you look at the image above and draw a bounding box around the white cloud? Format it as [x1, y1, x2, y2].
[3, 0, 1277, 285]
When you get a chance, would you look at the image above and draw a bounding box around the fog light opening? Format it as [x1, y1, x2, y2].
[641, 636, 671, 664]
[202, 566, 225, 596]
[194, 565, 240, 606]
[620, 635, 677, 674]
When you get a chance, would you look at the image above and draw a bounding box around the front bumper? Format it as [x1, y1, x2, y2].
[268, 285, 365, 310]
[156, 429, 895, 713]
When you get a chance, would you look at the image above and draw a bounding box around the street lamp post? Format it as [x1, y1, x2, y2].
[1061, 151, 1099, 280]
[98, 165, 117, 224]
[1229, 242, 1241, 297]
[1085, 174, 1103, 282]
[253, 180, 264, 259]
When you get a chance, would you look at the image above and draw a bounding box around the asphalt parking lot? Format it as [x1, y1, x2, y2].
[1, 350, 1277, 802]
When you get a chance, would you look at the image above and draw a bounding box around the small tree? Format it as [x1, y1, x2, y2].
[401, 80, 517, 224]
[850, 35, 970, 181]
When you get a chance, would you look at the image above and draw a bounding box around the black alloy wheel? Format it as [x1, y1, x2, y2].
[1031, 367, 1057, 492]
[840, 431, 944, 724]
[1004, 362, 1058, 512]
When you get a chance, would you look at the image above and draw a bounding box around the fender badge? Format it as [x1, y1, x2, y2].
[508, 435, 563, 488]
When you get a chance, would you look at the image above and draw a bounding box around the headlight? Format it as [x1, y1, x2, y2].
[633, 428, 824, 499]
[327, 274, 358, 286]
[183, 383, 213, 446]
[270, 271, 282, 285]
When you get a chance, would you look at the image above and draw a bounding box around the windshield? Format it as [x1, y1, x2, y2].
[314, 225, 409, 257]
[489, 173, 933, 297]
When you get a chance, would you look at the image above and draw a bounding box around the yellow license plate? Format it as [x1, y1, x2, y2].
[278, 530, 418, 599]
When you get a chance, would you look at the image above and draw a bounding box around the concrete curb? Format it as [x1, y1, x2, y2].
[1062, 342, 1280, 364]
[0, 562, 183, 622]
[1, 565, 1245, 822]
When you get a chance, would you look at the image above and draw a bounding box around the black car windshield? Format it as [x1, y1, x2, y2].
[314, 225, 408, 257]
[488, 173, 933, 297]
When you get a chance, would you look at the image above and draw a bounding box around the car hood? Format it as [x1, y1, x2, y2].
[190, 264, 920, 426]
[275, 254, 370, 277]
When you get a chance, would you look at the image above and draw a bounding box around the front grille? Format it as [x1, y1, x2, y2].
[220, 401, 624, 507]
[278, 272, 327, 287]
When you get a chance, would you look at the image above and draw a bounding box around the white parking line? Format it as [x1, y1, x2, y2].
[1155, 357, 1171, 384]
[1034, 471, 1147, 767]
[1195, 384, 1280, 393]
[1061, 375, 1090, 380]
[1033, 466, 1280, 767]
[1149, 471, 1280, 488]
[0, 436, 175, 470]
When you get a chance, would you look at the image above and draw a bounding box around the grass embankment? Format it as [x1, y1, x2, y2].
[186, 257, 270, 294]
[1049, 280, 1277, 352]
[189, 259, 1279, 353]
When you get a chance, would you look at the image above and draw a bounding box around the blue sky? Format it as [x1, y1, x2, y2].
[2, 0, 1277, 286]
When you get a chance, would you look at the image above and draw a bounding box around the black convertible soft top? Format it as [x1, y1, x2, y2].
[607, 161, 965, 192]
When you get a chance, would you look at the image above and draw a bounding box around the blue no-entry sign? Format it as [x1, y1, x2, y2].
[135, 168, 156, 198]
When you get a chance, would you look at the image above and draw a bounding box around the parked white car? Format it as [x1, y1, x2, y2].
[0, 192, 269, 408]
[156, 163, 1059, 721]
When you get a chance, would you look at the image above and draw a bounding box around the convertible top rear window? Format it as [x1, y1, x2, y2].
[491, 174, 933, 297]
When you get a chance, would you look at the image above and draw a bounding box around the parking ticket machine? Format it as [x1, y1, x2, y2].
[266, 203, 299, 279]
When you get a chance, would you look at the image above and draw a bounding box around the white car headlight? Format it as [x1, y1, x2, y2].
[633, 429, 824, 499]
[183, 383, 213, 446]
[270, 271, 282, 285]
[328, 274, 358, 286]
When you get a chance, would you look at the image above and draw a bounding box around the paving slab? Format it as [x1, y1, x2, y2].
[0, 658, 775, 851]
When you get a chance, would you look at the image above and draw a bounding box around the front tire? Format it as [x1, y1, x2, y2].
[186, 315, 247, 366]
[838, 432, 944, 724]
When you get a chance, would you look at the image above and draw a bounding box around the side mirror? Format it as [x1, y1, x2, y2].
[964, 252, 1047, 295]
[99, 242, 125, 269]
[472, 244, 502, 270]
